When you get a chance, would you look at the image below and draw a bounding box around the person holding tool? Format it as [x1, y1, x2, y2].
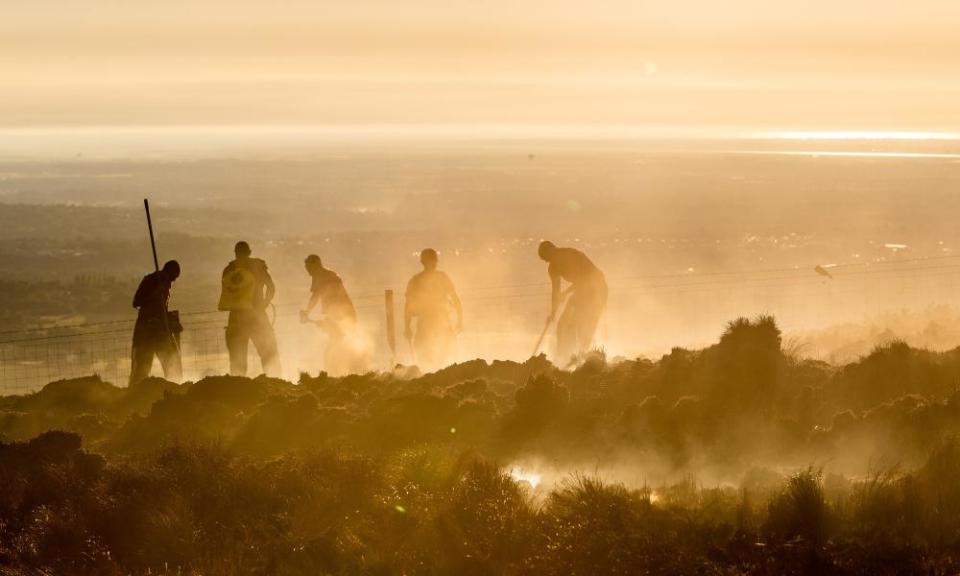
[300, 254, 367, 375]
[404, 248, 463, 370]
[537, 240, 607, 363]
[218, 241, 281, 377]
[129, 260, 183, 384]
[130, 199, 182, 384]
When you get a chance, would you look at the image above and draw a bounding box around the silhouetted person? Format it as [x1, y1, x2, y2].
[538, 241, 607, 362]
[219, 241, 281, 377]
[404, 248, 463, 369]
[130, 260, 183, 384]
[300, 254, 366, 375]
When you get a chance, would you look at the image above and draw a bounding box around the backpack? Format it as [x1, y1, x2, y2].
[218, 265, 256, 311]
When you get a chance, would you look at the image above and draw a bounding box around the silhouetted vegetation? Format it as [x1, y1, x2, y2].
[4, 316, 960, 574]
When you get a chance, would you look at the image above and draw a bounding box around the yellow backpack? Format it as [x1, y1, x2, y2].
[218, 265, 256, 311]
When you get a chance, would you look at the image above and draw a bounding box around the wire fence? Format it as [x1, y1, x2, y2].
[3, 254, 960, 395]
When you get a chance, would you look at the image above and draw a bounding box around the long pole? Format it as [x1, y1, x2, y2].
[531, 290, 571, 358]
[144, 199, 159, 271]
[531, 317, 553, 358]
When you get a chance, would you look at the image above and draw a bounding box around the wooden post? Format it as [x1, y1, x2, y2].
[384, 289, 396, 365]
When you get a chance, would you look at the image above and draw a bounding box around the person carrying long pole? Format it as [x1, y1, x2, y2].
[129, 199, 183, 385]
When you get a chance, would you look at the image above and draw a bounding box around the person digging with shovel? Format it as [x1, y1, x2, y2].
[537, 240, 607, 364]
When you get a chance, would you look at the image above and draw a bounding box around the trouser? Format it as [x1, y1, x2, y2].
[129, 322, 182, 385]
[557, 279, 608, 363]
[226, 309, 281, 377]
[414, 315, 455, 370]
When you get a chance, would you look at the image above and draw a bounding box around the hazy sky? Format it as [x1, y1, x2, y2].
[3, 0, 960, 130]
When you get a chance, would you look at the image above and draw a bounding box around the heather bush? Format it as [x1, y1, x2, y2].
[3, 316, 960, 574]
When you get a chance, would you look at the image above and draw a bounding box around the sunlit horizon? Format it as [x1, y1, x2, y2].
[735, 150, 960, 160]
[763, 130, 960, 141]
[2, 124, 959, 140]
[4, 124, 960, 161]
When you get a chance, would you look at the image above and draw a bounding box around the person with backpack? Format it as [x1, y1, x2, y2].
[218, 241, 281, 377]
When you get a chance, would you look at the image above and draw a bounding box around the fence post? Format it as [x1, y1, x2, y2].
[384, 289, 396, 367]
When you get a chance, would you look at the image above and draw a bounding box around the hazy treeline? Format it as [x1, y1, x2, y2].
[0, 277, 137, 329]
[3, 316, 960, 574]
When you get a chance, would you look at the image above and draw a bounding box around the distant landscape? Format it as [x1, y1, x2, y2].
[3, 139, 960, 370]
